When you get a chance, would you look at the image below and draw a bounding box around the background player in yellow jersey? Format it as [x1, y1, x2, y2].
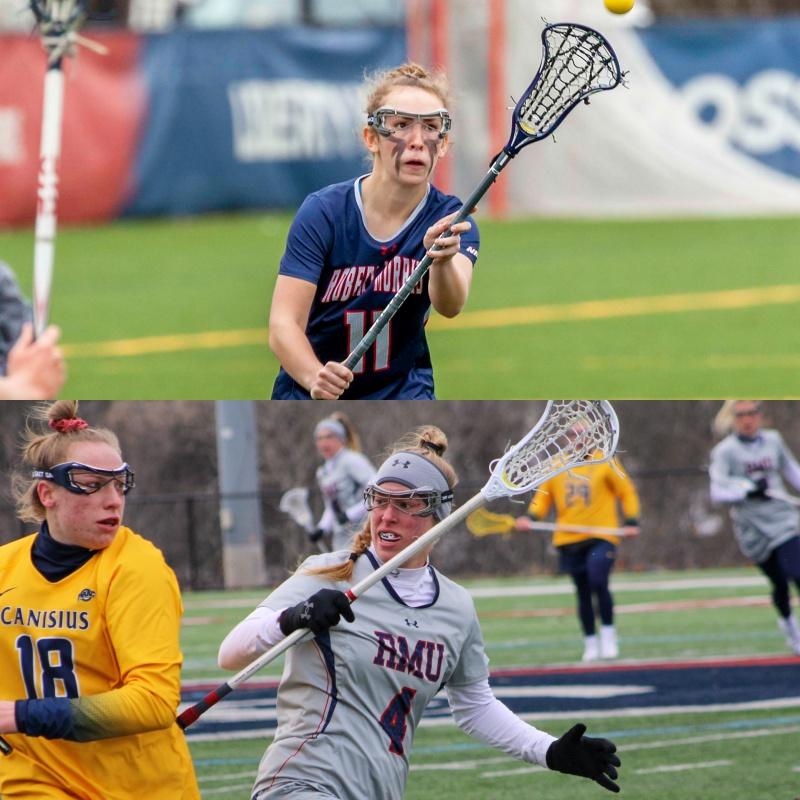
[515, 430, 641, 661]
[0, 401, 199, 799]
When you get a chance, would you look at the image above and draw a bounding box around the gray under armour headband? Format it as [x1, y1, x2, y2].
[314, 418, 347, 441]
[369, 451, 453, 520]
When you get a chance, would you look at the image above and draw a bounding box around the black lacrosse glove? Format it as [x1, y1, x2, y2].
[278, 589, 355, 637]
[330, 499, 349, 526]
[546, 723, 621, 793]
[746, 477, 769, 501]
[307, 527, 325, 544]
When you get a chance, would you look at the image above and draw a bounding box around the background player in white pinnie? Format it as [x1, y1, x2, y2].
[219, 425, 621, 800]
[710, 401, 800, 655]
[310, 412, 375, 551]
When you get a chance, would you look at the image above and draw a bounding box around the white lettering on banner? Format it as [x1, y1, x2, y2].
[0, 108, 24, 165]
[681, 69, 800, 156]
[228, 79, 363, 161]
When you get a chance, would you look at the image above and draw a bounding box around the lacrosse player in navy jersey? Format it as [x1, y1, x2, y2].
[311, 412, 375, 550]
[710, 401, 800, 656]
[269, 63, 479, 400]
[220, 426, 621, 799]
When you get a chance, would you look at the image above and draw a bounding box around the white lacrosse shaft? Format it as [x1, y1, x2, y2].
[177, 400, 619, 729]
[33, 63, 65, 338]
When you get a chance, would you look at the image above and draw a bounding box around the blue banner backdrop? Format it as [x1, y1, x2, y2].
[125, 26, 406, 217]
[639, 18, 800, 180]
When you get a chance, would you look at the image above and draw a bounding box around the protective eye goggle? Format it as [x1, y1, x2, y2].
[364, 485, 452, 518]
[367, 107, 452, 140]
[32, 462, 136, 496]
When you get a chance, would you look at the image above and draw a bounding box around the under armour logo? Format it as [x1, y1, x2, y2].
[300, 601, 314, 622]
[404, 618, 419, 628]
[77, 588, 96, 602]
[392, 458, 411, 469]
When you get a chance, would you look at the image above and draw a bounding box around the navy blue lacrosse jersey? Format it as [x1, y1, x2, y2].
[271, 176, 480, 399]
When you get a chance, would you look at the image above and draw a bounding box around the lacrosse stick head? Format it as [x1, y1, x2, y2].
[504, 23, 622, 156]
[482, 401, 619, 502]
[279, 487, 314, 531]
[30, 0, 92, 62]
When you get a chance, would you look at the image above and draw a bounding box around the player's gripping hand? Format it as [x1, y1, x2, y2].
[546, 723, 621, 793]
[307, 528, 325, 544]
[310, 361, 352, 400]
[746, 477, 769, 501]
[278, 589, 355, 636]
[424, 209, 475, 264]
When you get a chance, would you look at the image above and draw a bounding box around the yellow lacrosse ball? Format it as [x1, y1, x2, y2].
[604, 0, 634, 13]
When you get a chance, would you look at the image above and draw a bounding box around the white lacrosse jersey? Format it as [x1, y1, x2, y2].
[315, 448, 375, 550]
[709, 429, 800, 562]
[252, 551, 489, 800]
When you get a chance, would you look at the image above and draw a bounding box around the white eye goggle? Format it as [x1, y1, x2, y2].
[367, 107, 452, 140]
[364, 485, 453, 518]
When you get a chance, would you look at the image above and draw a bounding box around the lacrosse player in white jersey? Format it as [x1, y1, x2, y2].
[710, 401, 800, 655]
[311, 413, 376, 551]
[220, 426, 622, 800]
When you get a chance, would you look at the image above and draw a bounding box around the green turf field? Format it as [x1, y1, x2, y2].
[182, 568, 800, 799]
[2, 214, 800, 397]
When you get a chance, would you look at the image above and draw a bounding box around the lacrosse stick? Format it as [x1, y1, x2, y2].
[0, 736, 10, 756]
[278, 487, 331, 553]
[466, 506, 636, 538]
[30, 0, 106, 337]
[177, 400, 619, 729]
[341, 22, 622, 373]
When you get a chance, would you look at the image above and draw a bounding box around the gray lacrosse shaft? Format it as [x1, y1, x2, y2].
[342, 150, 513, 371]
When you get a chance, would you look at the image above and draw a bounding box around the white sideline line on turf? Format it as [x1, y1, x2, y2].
[183, 576, 767, 610]
[419, 726, 800, 777]
[467, 576, 767, 599]
[198, 771, 257, 783]
[418, 698, 800, 727]
[200, 783, 254, 795]
[634, 759, 733, 774]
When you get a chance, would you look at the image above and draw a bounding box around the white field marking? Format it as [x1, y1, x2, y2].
[182, 575, 767, 611]
[438, 725, 800, 778]
[200, 783, 254, 796]
[467, 575, 767, 599]
[634, 759, 733, 775]
[183, 704, 800, 744]
[484, 595, 770, 619]
[425, 284, 800, 332]
[419, 698, 800, 727]
[198, 771, 257, 783]
[490, 685, 654, 699]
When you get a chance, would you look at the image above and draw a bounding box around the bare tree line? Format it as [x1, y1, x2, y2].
[1, 401, 798, 589]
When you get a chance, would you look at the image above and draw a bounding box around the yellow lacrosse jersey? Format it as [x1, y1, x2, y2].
[0, 526, 199, 800]
[528, 459, 640, 547]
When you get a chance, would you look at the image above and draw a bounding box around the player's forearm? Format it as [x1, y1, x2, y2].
[14, 683, 177, 742]
[218, 607, 285, 671]
[447, 680, 556, 766]
[428, 258, 471, 318]
[268, 320, 324, 390]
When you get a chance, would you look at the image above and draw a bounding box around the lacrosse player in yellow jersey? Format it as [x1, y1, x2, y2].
[0, 401, 199, 800]
[515, 429, 641, 662]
